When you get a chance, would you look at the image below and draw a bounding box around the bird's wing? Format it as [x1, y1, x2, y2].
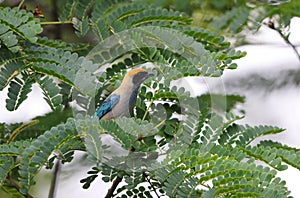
[95, 94, 120, 119]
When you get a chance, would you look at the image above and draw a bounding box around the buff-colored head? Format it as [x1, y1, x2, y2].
[126, 68, 148, 77]
[121, 68, 154, 88]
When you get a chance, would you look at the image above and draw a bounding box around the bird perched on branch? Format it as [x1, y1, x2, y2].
[95, 68, 154, 120]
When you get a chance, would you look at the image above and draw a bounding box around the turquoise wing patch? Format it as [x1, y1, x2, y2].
[95, 94, 120, 119]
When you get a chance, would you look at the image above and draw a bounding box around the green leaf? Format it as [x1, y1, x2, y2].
[18, 118, 78, 194]
[220, 125, 284, 146]
[0, 185, 24, 198]
[98, 119, 135, 150]
[35, 75, 63, 111]
[0, 48, 25, 90]
[73, 17, 90, 37]
[0, 7, 42, 53]
[0, 140, 31, 157]
[198, 94, 245, 112]
[210, 6, 250, 33]
[240, 146, 288, 171]
[258, 140, 300, 170]
[0, 157, 14, 185]
[24, 46, 98, 96]
[76, 116, 103, 165]
[5, 73, 34, 111]
[89, 1, 191, 41]
[155, 149, 290, 197]
[88, 26, 223, 79]
[59, 0, 95, 22]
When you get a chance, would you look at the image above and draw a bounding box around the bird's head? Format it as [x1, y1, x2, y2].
[122, 68, 154, 88]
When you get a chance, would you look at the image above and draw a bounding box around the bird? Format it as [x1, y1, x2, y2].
[95, 68, 154, 120]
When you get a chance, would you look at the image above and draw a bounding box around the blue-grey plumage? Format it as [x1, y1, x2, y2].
[95, 94, 120, 119]
[95, 68, 154, 120]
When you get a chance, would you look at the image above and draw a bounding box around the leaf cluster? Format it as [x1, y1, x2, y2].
[149, 0, 299, 46]
[0, 0, 299, 198]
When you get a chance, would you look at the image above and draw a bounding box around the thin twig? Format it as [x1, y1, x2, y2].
[266, 20, 300, 63]
[105, 176, 123, 198]
[48, 160, 61, 198]
[40, 21, 72, 25]
[18, 0, 25, 9]
[199, 182, 210, 189]
[142, 98, 155, 121]
[7, 120, 39, 144]
[276, 29, 300, 63]
[143, 171, 160, 198]
[7, 174, 34, 198]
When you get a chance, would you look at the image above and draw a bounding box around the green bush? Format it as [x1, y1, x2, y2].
[0, 0, 299, 197]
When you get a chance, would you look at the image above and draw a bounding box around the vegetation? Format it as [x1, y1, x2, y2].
[0, 0, 299, 197]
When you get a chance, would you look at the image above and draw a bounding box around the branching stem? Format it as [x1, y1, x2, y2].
[105, 176, 123, 198]
[48, 160, 61, 198]
[276, 28, 300, 63]
[266, 20, 300, 63]
[143, 171, 160, 198]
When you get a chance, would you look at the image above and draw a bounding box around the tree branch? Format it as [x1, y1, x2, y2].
[266, 20, 300, 63]
[7, 174, 33, 198]
[48, 160, 61, 198]
[276, 29, 300, 63]
[104, 176, 123, 198]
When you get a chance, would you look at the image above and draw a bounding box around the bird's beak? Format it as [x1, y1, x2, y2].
[145, 72, 154, 81]
[147, 72, 154, 78]
[141, 72, 154, 83]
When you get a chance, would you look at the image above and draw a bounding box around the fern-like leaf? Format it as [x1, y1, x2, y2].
[98, 119, 135, 150]
[36, 37, 74, 51]
[88, 26, 220, 79]
[0, 48, 25, 91]
[219, 124, 284, 146]
[35, 76, 63, 111]
[180, 26, 230, 52]
[240, 145, 288, 171]
[258, 140, 300, 170]
[0, 141, 31, 185]
[0, 7, 42, 52]
[0, 157, 14, 185]
[89, 1, 191, 40]
[76, 116, 103, 165]
[5, 73, 35, 111]
[24, 46, 98, 96]
[210, 6, 250, 33]
[18, 118, 78, 194]
[0, 140, 31, 157]
[154, 149, 291, 197]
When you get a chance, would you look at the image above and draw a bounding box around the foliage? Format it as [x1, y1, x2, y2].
[0, 0, 299, 197]
[146, 0, 300, 48]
